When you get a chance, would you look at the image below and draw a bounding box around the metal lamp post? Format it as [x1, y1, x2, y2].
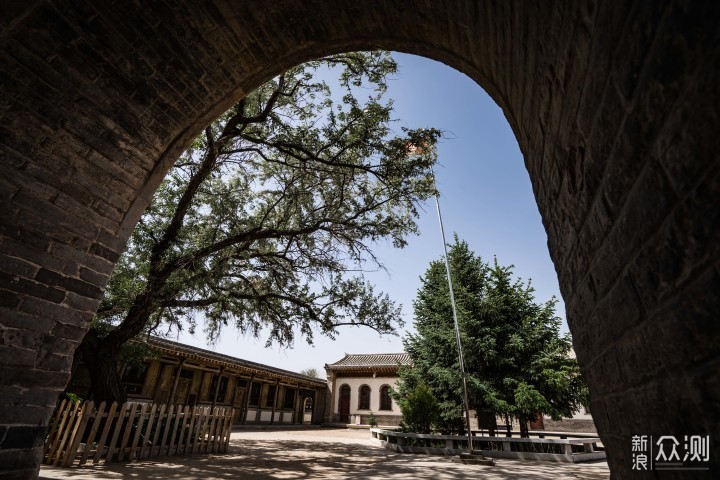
[432, 174, 475, 454]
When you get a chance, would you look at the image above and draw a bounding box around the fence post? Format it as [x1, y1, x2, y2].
[52, 402, 82, 466]
[93, 402, 119, 464]
[44, 399, 70, 464]
[186, 406, 199, 454]
[175, 406, 191, 455]
[62, 401, 94, 467]
[106, 402, 129, 464]
[117, 402, 139, 462]
[159, 404, 175, 457]
[139, 403, 158, 460]
[129, 403, 149, 460]
[150, 403, 167, 457]
[79, 401, 106, 466]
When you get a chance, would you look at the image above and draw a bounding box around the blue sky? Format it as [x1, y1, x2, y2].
[177, 52, 566, 376]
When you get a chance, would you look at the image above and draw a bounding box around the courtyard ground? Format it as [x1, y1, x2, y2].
[39, 427, 610, 479]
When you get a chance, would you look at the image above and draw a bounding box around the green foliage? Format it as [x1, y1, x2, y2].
[83, 51, 442, 403]
[367, 410, 378, 428]
[396, 237, 588, 435]
[393, 381, 439, 434]
[64, 392, 82, 404]
[299, 368, 320, 378]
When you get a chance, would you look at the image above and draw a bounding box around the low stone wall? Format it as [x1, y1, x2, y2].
[542, 419, 597, 433]
[345, 413, 402, 427]
[370, 429, 606, 463]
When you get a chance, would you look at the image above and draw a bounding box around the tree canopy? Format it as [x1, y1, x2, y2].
[299, 368, 321, 379]
[79, 51, 442, 403]
[394, 237, 587, 436]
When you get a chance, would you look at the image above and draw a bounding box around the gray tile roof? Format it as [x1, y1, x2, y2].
[325, 353, 411, 371]
[146, 336, 326, 386]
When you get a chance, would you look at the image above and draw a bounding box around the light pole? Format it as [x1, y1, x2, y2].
[432, 173, 475, 454]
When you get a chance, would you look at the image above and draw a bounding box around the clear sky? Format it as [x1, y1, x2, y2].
[177, 52, 566, 377]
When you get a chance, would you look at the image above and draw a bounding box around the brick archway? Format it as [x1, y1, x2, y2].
[0, 2, 718, 478]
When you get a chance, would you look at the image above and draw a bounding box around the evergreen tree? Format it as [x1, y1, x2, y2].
[396, 237, 587, 436]
[79, 52, 442, 403]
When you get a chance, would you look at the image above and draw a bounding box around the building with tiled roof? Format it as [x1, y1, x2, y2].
[67, 336, 327, 426]
[325, 353, 411, 372]
[324, 353, 411, 427]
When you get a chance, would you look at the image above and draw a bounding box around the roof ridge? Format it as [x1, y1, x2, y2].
[143, 336, 326, 384]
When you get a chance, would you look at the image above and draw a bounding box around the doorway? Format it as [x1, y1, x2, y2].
[338, 385, 350, 423]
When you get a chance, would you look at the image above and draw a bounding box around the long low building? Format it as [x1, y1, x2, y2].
[67, 336, 327, 425]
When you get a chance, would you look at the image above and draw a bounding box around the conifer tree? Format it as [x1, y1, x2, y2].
[396, 237, 587, 435]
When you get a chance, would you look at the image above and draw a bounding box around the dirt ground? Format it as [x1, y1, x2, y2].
[39, 427, 610, 479]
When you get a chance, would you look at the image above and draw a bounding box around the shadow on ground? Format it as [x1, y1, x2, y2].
[40, 432, 610, 479]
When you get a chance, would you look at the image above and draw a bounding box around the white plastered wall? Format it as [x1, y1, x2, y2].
[333, 376, 400, 415]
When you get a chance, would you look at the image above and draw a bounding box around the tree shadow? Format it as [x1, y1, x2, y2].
[39, 435, 610, 479]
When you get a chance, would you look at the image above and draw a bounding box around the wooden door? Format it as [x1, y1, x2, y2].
[339, 385, 350, 423]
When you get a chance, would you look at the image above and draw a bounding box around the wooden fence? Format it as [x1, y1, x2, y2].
[43, 400, 234, 467]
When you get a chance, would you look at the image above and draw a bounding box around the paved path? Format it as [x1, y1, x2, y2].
[40, 427, 610, 479]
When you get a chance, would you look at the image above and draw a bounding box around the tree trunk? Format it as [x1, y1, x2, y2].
[519, 414, 529, 438]
[78, 330, 127, 404]
[477, 409, 497, 436]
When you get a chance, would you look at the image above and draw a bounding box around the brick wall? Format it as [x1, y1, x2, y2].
[0, 1, 717, 478]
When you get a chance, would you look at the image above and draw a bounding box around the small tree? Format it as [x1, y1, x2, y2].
[393, 381, 439, 434]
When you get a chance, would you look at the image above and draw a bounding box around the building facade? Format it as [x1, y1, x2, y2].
[67, 336, 327, 425]
[324, 353, 411, 427]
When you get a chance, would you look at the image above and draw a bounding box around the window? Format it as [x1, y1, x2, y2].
[265, 385, 277, 408]
[380, 385, 392, 410]
[209, 375, 229, 403]
[283, 388, 296, 409]
[358, 385, 370, 410]
[249, 382, 261, 406]
[121, 363, 148, 395]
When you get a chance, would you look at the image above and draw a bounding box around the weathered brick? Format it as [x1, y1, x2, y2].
[0, 289, 21, 309]
[88, 242, 120, 263]
[0, 271, 65, 304]
[0, 366, 70, 392]
[78, 266, 109, 288]
[0, 426, 45, 449]
[18, 387, 59, 407]
[63, 291, 101, 314]
[50, 322, 86, 341]
[0, 386, 23, 406]
[18, 296, 87, 325]
[0, 447, 42, 474]
[0, 253, 39, 280]
[34, 267, 102, 300]
[0, 346, 36, 367]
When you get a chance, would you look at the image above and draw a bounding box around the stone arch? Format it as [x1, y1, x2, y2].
[0, 2, 717, 477]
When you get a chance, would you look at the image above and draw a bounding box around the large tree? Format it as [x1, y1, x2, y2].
[395, 237, 587, 436]
[80, 51, 441, 403]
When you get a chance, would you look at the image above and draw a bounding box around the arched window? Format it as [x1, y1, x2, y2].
[380, 385, 392, 411]
[358, 385, 371, 410]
